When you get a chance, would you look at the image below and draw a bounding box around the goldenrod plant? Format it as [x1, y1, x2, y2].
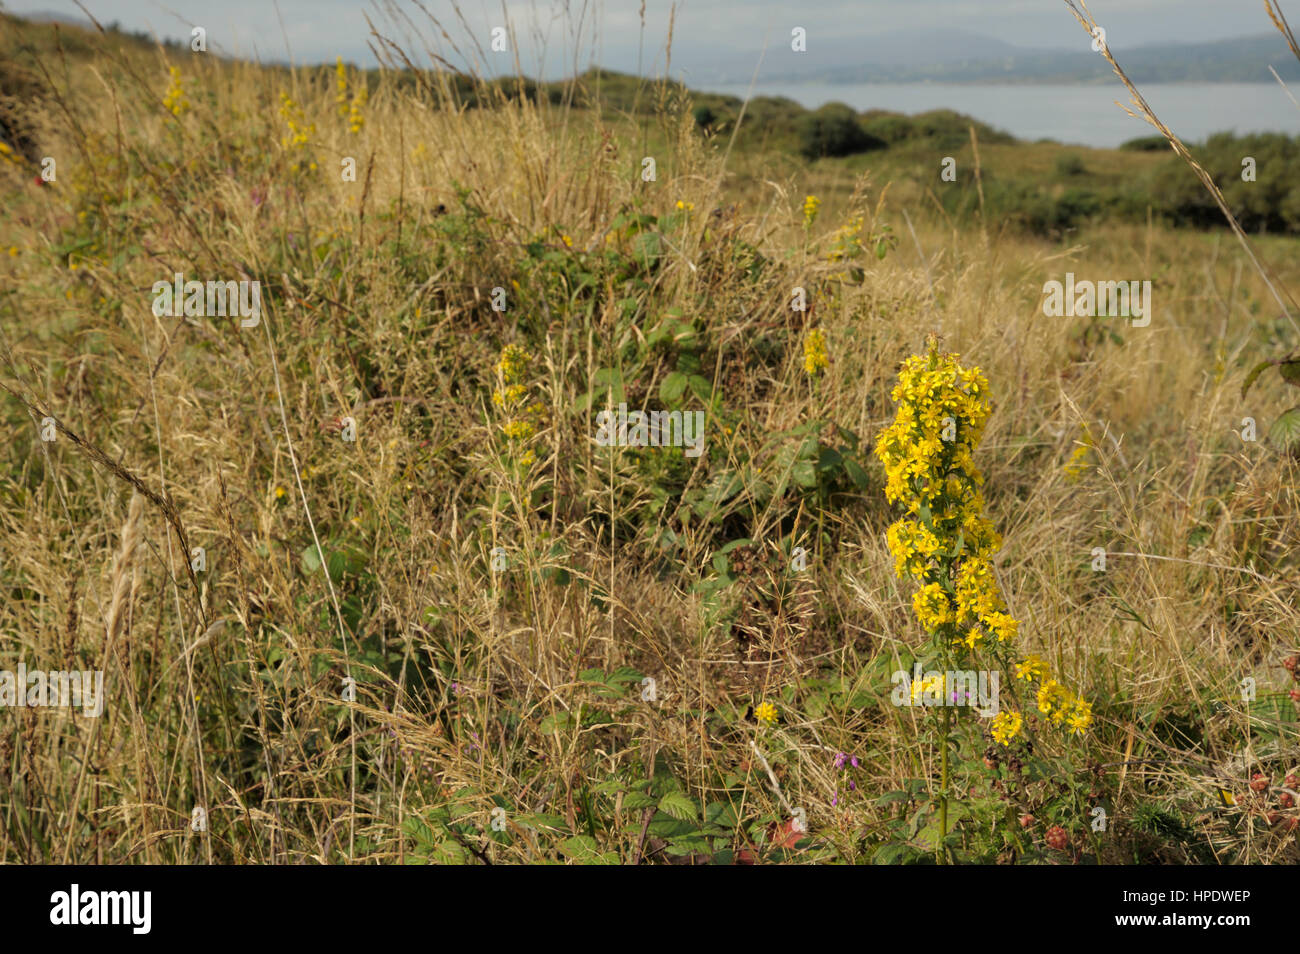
[878, 336, 1090, 859]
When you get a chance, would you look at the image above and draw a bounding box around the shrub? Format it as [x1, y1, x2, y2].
[1055, 153, 1087, 176]
[796, 103, 884, 159]
[1120, 135, 1169, 152]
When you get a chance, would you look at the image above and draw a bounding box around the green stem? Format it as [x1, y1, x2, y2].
[940, 704, 950, 862]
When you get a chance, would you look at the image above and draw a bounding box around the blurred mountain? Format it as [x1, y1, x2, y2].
[680, 29, 1300, 84]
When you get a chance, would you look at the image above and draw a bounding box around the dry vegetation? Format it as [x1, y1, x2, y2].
[1, 6, 1298, 864]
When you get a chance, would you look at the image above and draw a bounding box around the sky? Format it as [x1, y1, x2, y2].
[4, 0, 1283, 78]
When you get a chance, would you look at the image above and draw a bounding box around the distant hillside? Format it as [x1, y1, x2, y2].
[744, 31, 1300, 85]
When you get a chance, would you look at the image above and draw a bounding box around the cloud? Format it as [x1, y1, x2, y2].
[9, 0, 1281, 70]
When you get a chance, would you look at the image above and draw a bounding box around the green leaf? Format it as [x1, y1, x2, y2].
[1268, 405, 1300, 453]
[687, 374, 713, 403]
[660, 371, 688, 405]
[658, 791, 698, 821]
[561, 835, 619, 864]
[671, 321, 698, 348]
[647, 813, 698, 838]
[718, 537, 754, 554]
[538, 711, 574, 734]
[704, 802, 739, 827]
[1242, 359, 1276, 397]
[539, 564, 571, 586]
[874, 790, 912, 807]
[591, 366, 626, 405]
[702, 471, 743, 506]
[816, 446, 844, 473]
[621, 791, 658, 810]
[791, 459, 818, 488]
[1280, 359, 1300, 387]
[843, 456, 871, 490]
[591, 777, 628, 795]
[872, 843, 913, 864]
[606, 666, 645, 686]
[633, 231, 662, 268]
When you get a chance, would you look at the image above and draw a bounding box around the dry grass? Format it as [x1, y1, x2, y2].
[0, 7, 1298, 864]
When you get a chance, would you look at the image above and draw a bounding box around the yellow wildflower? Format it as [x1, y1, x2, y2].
[912, 582, 955, 631]
[335, 58, 350, 117]
[910, 673, 947, 704]
[497, 344, 531, 384]
[1036, 679, 1069, 718]
[802, 194, 820, 228]
[990, 710, 1023, 746]
[1067, 698, 1093, 735]
[348, 85, 367, 134]
[1015, 655, 1049, 682]
[1064, 424, 1096, 480]
[803, 327, 829, 375]
[162, 66, 190, 116]
[502, 419, 536, 441]
[877, 339, 1093, 739]
[278, 92, 315, 149]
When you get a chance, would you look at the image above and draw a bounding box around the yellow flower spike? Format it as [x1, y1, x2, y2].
[802, 194, 820, 228]
[335, 57, 350, 117]
[877, 341, 1091, 737]
[162, 66, 190, 116]
[912, 582, 955, 631]
[496, 344, 531, 384]
[803, 327, 829, 375]
[1063, 441, 1090, 480]
[502, 419, 536, 441]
